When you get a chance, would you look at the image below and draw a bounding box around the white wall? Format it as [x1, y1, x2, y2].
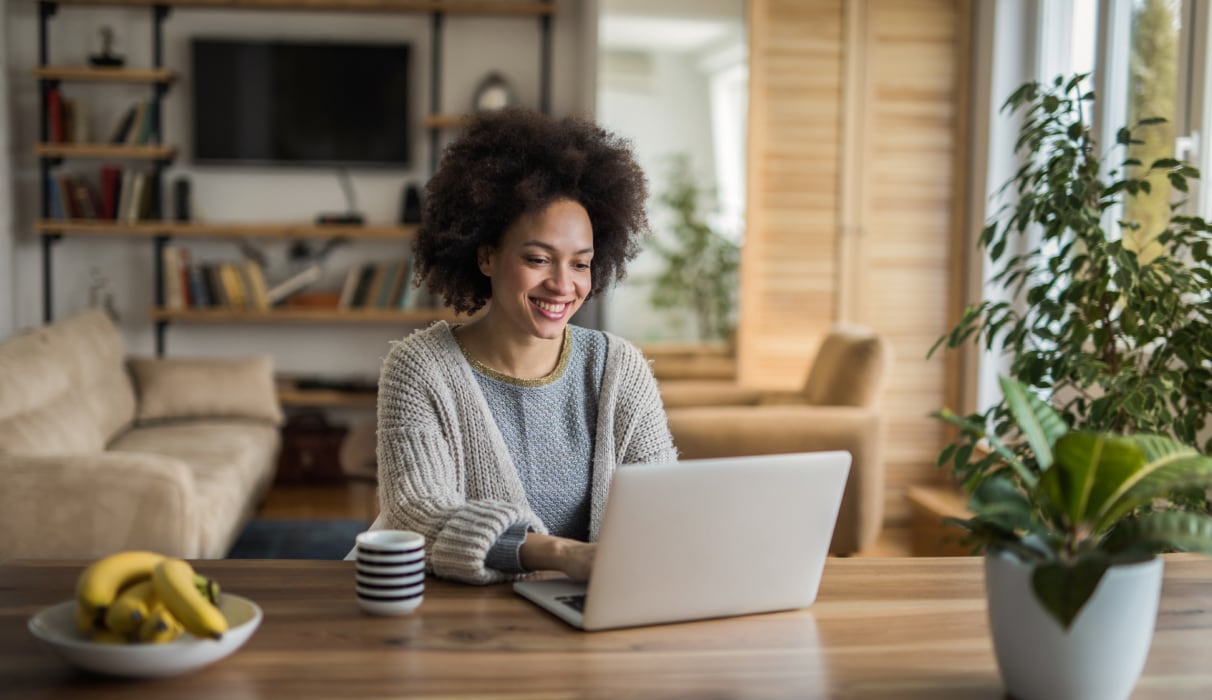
[597, 49, 719, 343]
[0, 4, 15, 339]
[3, 1, 590, 376]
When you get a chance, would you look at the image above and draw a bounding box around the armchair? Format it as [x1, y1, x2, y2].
[661, 324, 892, 555]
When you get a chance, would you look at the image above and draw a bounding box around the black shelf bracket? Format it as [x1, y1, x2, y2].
[429, 11, 445, 175]
[540, 1, 553, 114]
[41, 235, 60, 323]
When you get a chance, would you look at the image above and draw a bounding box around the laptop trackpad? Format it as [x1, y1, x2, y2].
[513, 579, 588, 628]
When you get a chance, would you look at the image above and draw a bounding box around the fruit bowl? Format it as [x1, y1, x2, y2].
[28, 594, 262, 678]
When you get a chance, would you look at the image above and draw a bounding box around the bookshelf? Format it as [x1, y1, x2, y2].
[34, 0, 556, 407]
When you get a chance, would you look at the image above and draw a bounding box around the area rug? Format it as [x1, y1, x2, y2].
[226, 518, 369, 560]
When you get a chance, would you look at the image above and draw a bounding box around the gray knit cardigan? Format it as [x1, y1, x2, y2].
[374, 321, 678, 584]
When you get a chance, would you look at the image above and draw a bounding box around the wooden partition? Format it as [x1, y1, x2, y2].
[742, 0, 972, 523]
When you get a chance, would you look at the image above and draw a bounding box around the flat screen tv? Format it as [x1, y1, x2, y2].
[191, 38, 411, 167]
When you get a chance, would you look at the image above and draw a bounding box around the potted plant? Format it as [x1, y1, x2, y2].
[937, 377, 1212, 700]
[932, 73, 1212, 700]
[933, 74, 1212, 452]
[647, 154, 741, 343]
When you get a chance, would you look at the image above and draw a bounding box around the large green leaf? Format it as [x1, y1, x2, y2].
[933, 408, 1036, 488]
[1000, 377, 1067, 471]
[1037, 432, 1145, 525]
[1093, 436, 1212, 531]
[1113, 511, 1212, 554]
[1031, 551, 1111, 629]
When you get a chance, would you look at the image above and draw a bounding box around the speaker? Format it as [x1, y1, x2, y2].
[173, 177, 191, 222]
[400, 183, 422, 224]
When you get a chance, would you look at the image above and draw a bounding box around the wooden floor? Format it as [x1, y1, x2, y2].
[257, 479, 916, 556]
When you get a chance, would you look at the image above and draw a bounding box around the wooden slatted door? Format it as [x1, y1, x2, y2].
[740, 0, 845, 389]
[742, 0, 972, 524]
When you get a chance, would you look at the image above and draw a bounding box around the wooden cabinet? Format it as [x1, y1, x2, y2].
[742, 0, 972, 523]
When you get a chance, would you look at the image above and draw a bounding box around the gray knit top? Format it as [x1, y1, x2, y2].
[466, 326, 606, 573]
[375, 321, 678, 584]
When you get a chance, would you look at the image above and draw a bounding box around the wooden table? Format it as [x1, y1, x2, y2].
[2, 556, 1210, 698]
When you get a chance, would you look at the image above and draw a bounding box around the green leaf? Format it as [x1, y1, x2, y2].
[1000, 377, 1066, 470]
[1137, 116, 1168, 126]
[1151, 158, 1182, 170]
[1114, 511, 1212, 555]
[1093, 436, 1212, 530]
[1042, 432, 1145, 526]
[1031, 552, 1111, 629]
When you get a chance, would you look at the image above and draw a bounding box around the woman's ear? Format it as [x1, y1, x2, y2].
[477, 244, 495, 277]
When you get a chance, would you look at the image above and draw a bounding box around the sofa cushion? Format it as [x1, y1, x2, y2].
[128, 355, 284, 426]
[801, 325, 891, 408]
[0, 309, 136, 455]
[108, 420, 281, 557]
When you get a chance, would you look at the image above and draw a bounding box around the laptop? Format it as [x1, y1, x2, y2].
[513, 451, 851, 631]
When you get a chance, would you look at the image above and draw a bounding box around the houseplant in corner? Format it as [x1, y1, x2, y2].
[937, 377, 1212, 700]
[932, 73, 1212, 700]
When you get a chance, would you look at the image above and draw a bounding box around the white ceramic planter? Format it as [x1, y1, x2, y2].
[985, 551, 1164, 700]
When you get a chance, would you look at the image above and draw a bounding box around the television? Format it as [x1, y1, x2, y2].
[191, 38, 412, 167]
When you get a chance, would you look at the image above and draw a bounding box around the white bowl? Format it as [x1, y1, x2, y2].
[28, 594, 262, 679]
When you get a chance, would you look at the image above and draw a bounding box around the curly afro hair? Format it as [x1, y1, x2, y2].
[413, 108, 650, 314]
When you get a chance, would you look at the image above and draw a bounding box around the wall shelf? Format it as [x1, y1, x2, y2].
[32, 66, 177, 84]
[422, 113, 470, 130]
[34, 143, 176, 160]
[149, 307, 461, 323]
[36, 219, 418, 240]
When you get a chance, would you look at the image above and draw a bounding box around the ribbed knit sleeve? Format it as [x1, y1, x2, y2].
[375, 325, 544, 585]
[608, 336, 679, 466]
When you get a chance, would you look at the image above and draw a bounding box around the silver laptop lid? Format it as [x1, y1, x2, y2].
[581, 451, 850, 630]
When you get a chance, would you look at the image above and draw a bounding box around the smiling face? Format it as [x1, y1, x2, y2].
[478, 198, 594, 341]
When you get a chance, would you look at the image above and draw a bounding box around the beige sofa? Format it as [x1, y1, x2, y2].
[0, 308, 282, 560]
[660, 324, 892, 556]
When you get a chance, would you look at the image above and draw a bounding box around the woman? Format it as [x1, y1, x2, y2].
[373, 108, 678, 585]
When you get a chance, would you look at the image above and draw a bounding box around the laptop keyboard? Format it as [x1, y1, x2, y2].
[555, 594, 587, 613]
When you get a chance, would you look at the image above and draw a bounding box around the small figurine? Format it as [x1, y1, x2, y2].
[89, 27, 125, 68]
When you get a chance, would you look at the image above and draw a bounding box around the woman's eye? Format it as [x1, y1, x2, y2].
[526, 257, 548, 265]
[574, 262, 591, 271]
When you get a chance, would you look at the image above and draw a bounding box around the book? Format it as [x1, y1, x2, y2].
[55, 175, 77, 219]
[116, 171, 134, 224]
[47, 175, 65, 220]
[363, 263, 388, 309]
[72, 181, 97, 219]
[242, 260, 271, 311]
[124, 173, 146, 222]
[108, 105, 137, 144]
[162, 246, 186, 310]
[70, 98, 91, 143]
[266, 264, 322, 306]
[203, 264, 226, 307]
[349, 263, 378, 308]
[337, 265, 362, 309]
[125, 100, 147, 145]
[378, 261, 406, 309]
[219, 262, 247, 309]
[47, 87, 65, 143]
[396, 256, 417, 309]
[99, 166, 121, 220]
[136, 100, 157, 144]
[186, 263, 210, 308]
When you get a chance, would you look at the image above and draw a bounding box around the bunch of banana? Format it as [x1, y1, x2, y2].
[74, 551, 226, 644]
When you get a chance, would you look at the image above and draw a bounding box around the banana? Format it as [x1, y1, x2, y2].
[138, 600, 185, 644]
[103, 579, 154, 637]
[194, 573, 221, 606]
[74, 602, 103, 634]
[152, 559, 228, 640]
[90, 629, 129, 644]
[75, 551, 165, 611]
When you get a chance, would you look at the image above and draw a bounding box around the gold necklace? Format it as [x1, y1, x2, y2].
[455, 325, 572, 387]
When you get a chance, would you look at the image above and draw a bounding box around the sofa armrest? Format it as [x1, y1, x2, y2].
[128, 355, 283, 426]
[0, 452, 202, 560]
[666, 405, 885, 555]
[659, 380, 764, 409]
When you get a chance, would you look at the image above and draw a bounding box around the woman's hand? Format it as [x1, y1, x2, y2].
[519, 533, 597, 581]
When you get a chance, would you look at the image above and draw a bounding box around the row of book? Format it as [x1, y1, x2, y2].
[48, 166, 154, 222]
[160, 248, 434, 312]
[338, 259, 427, 310]
[46, 90, 159, 145]
[162, 247, 274, 311]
